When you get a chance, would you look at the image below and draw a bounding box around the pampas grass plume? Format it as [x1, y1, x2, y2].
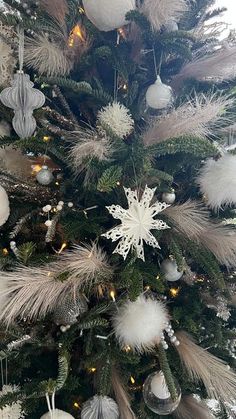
[197, 154, 236, 210]
[174, 395, 214, 419]
[141, 0, 188, 31]
[113, 295, 169, 353]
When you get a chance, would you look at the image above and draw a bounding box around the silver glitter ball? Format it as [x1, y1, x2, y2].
[53, 291, 88, 326]
[36, 165, 54, 186]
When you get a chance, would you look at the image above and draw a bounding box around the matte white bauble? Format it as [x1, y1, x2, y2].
[161, 259, 183, 282]
[36, 165, 54, 186]
[165, 20, 178, 32]
[40, 409, 75, 419]
[146, 76, 173, 110]
[82, 0, 136, 32]
[0, 185, 10, 227]
[162, 192, 176, 204]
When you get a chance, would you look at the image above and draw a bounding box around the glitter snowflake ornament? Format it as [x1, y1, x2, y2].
[102, 186, 170, 260]
[97, 102, 134, 139]
[0, 385, 24, 419]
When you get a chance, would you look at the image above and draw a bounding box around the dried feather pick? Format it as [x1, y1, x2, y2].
[111, 367, 137, 419]
[173, 395, 214, 419]
[40, 0, 68, 23]
[175, 331, 236, 402]
[24, 33, 73, 77]
[200, 225, 236, 268]
[68, 128, 113, 176]
[164, 201, 210, 241]
[143, 94, 232, 146]
[141, 0, 188, 31]
[0, 243, 112, 325]
[173, 46, 236, 87]
[0, 146, 32, 179]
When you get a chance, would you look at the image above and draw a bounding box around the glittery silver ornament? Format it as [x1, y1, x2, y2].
[143, 371, 181, 415]
[162, 192, 176, 204]
[36, 165, 54, 186]
[0, 71, 45, 139]
[53, 291, 88, 326]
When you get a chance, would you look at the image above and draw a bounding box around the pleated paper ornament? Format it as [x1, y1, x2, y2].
[0, 28, 45, 139]
[81, 395, 119, 419]
[82, 0, 136, 32]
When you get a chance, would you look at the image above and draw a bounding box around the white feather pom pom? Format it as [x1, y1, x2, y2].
[97, 102, 134, 139]
[197, 154, 236, 210]
[0, 185, 10, 227]
[40, 410, 74, 418]
[0, 385, 24, 419]
[81, 395, 119, 419]
[113, 295, 169, 352]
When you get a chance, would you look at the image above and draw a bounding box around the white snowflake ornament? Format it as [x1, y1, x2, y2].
[0, 385, 24, 419]
[102, 186, 170, 261]
[97, 102, 134, 139]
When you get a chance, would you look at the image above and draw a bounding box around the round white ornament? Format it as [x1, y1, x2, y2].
[146, 76, 173, 110]
[36, 165, 54, 186]
[0, 185, 10, 227]
[40, 409, 74, 419]
[162, 192, 176, 204]
[165, 20, 178, 32]
[161, 259, 183, 282]
[82, 0, 136, 32]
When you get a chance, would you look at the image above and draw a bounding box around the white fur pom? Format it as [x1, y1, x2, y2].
[0, 185, 10, 227]
[197, 154, 236, 210]
[113, 295, 169, 352]
[97, 102, 134, 139]
[0, 385, 24, 419]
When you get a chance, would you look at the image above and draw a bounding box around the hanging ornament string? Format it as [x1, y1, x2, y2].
[152, 47, 163, 78]
[45, 391, 56, 419]
[113, 31, 121, 102]
[18, 26, 24, 73]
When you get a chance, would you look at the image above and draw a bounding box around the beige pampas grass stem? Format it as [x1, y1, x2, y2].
[143, 94, 232, 146]
[141, 0, 188, 31]
[173, 395, 214, 419]
[200, 225, 236, 268]
[175, 331, 236, 402]
[111, 368, 137, 419]
[40, 0, 68, 23]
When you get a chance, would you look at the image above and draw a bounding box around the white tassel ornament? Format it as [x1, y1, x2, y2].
[197, 154, 236, 210]
[82, 0, 136, 32]
[81, 395, 119, 419]
[146, 76, 173, 110]
[0, 185, 10, 227]
[113, 295, 169, 352]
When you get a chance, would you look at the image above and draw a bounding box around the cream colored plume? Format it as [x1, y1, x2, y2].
[200, 225, 236, 268]
[68, 128, 113, 176]
[164, 201, 210, 241]
[175, 331, 236, 402]
[141, 0, 188, 31]
[174, 395, 214, 419]
[0, 244, 112, 325]
[111, 368, 137, 419]
[143, 94, 232, 146]
[24, 33, 73, 77]
[0, 146, 32, 178]
[172, 46, 236, 87]
[40, 0, 68, 23]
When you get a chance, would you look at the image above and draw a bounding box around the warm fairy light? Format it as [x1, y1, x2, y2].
[88, 367, 97, 373]
[43, 136, 51, 142]
[2, 248, 9, 256]
[55, 181, 60, 186]
[47, 272, 52, 277]
[110, 290, 116, 302]
[145, 285, 151, 291]
[69, 24, 85, 47]
[58, 242, 67, 254]
[73, 402, 80, 409]
[31, 164, 42, 175]
[156, 275, 160, 280]
[130, 376, 135, 384]
[170, 287, 180, 298]
[116, 181, 121, 186]
[79, 6, 85, 14]
[122, 84, 128, 91]
[118, 27, 126, 39]
[124, 345, 131, 353]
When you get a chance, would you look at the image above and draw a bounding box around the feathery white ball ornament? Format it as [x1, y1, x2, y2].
[82, 0, 136, 32]
[146, 76, 173, 110]
[0, 185, 10, 227]
[162, 191, 176, 204]
[36, 165, 54, 186]
[40, 410, 74, 419]
[113, 295, 169, 352]
[197, 154, 236, 210]
[97, 102, 134, 139]
[0, 385, 25, 419]
[81, 395, 119, 419]
[161, 259, 183, 282]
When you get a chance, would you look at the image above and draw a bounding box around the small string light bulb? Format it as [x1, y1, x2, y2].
[110, 290, 116, 302]
[130, 376, 135, 384]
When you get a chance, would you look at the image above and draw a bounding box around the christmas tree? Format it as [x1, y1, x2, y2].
[0, 0, 235, 417]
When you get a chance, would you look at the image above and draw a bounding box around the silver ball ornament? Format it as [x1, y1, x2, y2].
[36, 165, 54, 186]
[53, 291, 88, 326]
[162, 192, 176, 204]
[143, 371, 181, 415]
[146, 76, 173, 110]
[161, 259, 183, 282]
